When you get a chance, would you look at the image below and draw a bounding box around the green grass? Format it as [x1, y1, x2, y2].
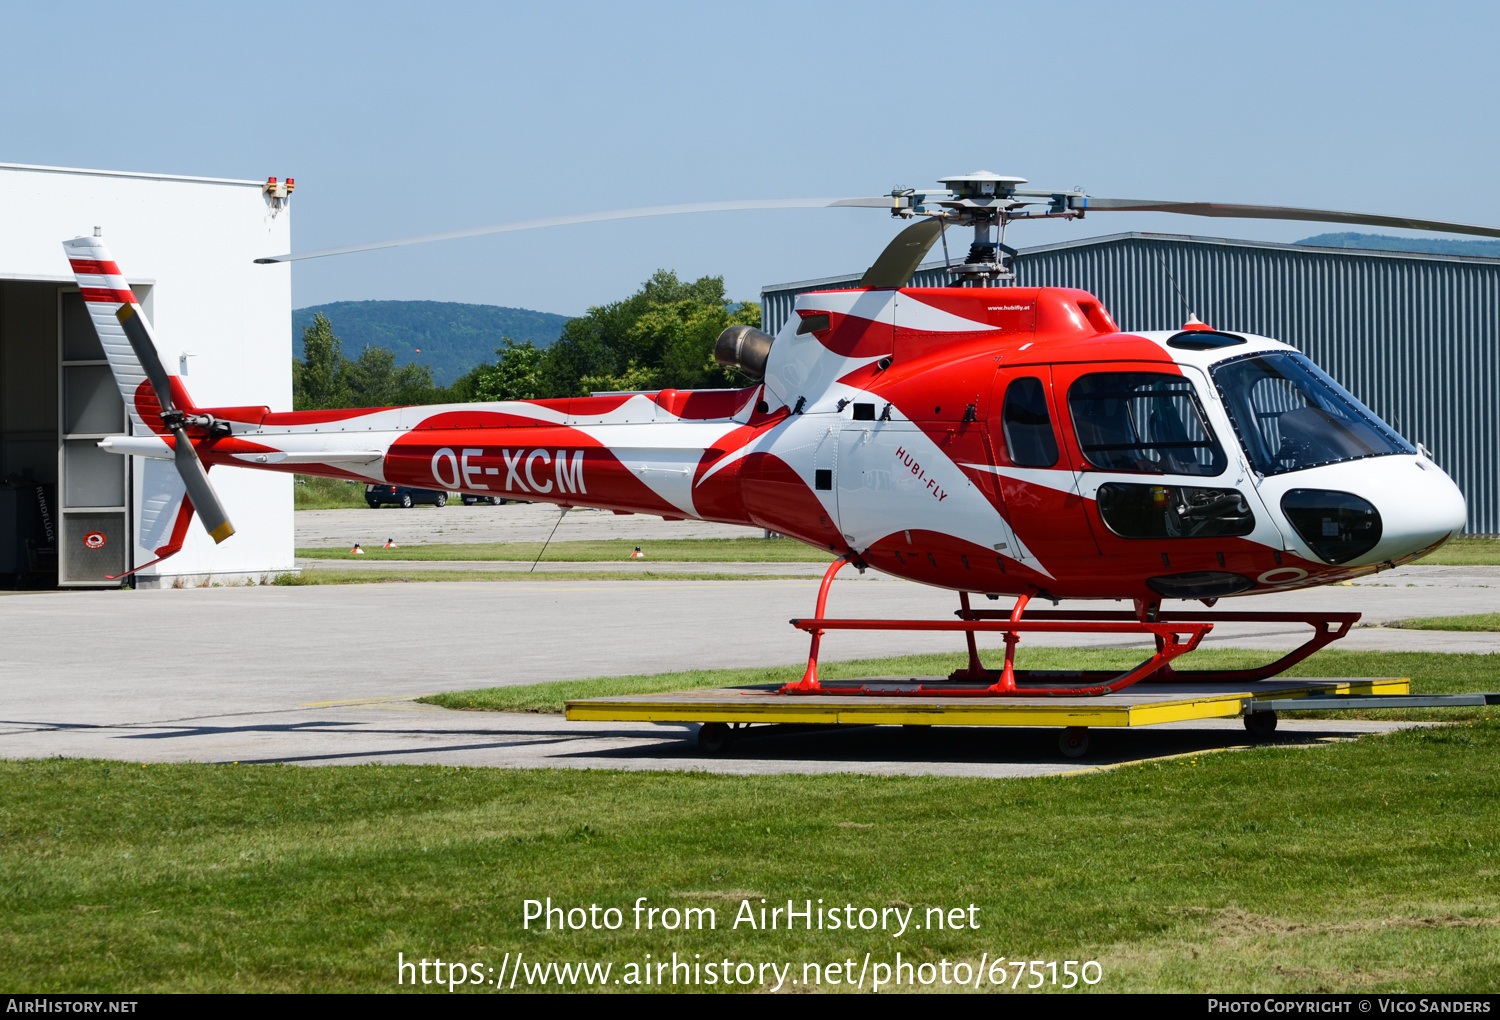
[297, 538, 832, 562]
[1385, 613, 1500, 632]
[422, 647, 1500, 718]
[1416, 536, 1500, 565]
[294, 475, 371, 510]
[2, 730, 1499, 992]
[276, 569, 822, 586]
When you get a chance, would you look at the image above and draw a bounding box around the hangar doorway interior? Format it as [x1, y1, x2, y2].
[0, 280, 147, 588]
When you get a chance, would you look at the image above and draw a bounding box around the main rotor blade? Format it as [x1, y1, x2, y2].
[1081, 198, 1500, 239]
[859, 217, 946, 288]
[255, 197, 898, 263]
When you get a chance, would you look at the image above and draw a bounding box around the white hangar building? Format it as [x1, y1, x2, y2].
[0, 162, 294, 587]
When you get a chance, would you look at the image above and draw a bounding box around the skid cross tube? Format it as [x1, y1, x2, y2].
[782, 616, 1213, 697]
[957, 609, 1360, 684]
[780, 566, 1360, 697]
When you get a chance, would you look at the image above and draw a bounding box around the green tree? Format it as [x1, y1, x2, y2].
[293, 313, 350, 410]
[292, 313, 440, 409]
[578, 360, 662, 394]
[541, 270, 762, 396]
[292, 273, 764, 407]
[632, 297, 762, 390]
[344, 344, 438, 407]
[469, 338, 546, 401]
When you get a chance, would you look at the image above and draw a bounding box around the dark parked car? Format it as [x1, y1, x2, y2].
[365, 484, 447, 508]
[461, 494, 510, 505]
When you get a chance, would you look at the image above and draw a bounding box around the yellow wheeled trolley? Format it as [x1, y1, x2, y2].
[566, 677, 1416, 759]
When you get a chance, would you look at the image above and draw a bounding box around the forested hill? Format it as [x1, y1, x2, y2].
[292, 300, 570, 386]
[1296, 233, 1500, 259]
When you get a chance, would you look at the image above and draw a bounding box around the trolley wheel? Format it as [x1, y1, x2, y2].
[697, 722, 733, 754]
[1058, 726, 1090, 759]
[1244, 710, 1278, 739]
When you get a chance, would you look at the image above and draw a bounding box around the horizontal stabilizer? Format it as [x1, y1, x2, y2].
[97, 435, 174, 460]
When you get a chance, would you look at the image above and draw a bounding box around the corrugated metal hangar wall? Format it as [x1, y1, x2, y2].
[762, 232, 1500, 533]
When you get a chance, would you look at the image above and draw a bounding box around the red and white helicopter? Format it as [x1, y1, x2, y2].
[67, 172, 1495, 697]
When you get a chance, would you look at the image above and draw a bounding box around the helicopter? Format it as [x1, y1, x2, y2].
[66, 171, 1492, 696]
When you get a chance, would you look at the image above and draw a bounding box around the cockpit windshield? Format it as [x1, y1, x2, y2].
[1211, 353, 1414, 476]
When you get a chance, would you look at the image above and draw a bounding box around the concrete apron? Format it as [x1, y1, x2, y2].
[0, 563, 1490, 775]
[0, 697, 1426, 779]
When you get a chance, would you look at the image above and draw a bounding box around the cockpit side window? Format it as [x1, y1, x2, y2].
[1001, 377, 1059, 467]
[1067, 372, 1227, 476]
[1211, 353, 1414, 476]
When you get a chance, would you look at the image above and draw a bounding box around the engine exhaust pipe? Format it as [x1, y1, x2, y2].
[714, 324, 775, 380]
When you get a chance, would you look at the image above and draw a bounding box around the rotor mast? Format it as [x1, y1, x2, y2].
[886, 170, 1089, 286]
[936, 172, 1025, 285]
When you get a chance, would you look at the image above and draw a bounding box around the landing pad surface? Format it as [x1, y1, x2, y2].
[565, 678, 1410, 728]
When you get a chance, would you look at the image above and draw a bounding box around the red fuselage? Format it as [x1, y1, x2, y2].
[145, 286, 1462, 602]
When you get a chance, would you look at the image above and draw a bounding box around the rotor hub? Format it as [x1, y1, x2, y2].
[936, 170, 1028, 199]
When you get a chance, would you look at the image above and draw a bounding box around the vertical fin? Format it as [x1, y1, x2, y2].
[62, 234, 228, 576]
[137, 456, 189, 552]
[62, 236, 199, 433]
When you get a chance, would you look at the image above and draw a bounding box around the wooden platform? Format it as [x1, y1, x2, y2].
[565, 678, 1411, 728]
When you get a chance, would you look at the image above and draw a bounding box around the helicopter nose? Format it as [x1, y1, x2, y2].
[1277, 456, 1466, 566]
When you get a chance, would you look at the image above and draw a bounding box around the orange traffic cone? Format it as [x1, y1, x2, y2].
[384, 538, 397, 549]
[351, 544, 364, 555]
[630, 546, 645, 559]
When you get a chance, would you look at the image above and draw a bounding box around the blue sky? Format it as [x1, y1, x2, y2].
[4, 1, 1497, 315]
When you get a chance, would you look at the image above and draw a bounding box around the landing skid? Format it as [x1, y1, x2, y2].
[780, 558, 1359, 698]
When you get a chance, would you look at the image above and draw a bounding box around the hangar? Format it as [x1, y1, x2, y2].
[0, 162, 294, 587]
[763, 232, 1500, 533]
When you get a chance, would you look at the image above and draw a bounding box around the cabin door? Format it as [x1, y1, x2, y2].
[986, 368, 1102, 573]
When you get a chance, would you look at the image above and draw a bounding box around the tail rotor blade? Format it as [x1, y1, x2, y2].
[114, 304, 176, 412]
[115, 304, 235, 543]
[172, 431, 235, 544]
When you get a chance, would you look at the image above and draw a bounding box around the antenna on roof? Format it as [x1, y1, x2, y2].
[1154, 249, 1195, 324]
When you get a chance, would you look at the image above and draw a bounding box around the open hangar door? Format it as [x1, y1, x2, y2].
[0, 280, 62, 588]
[58, 288, 139, 585]
[0, 162, 295, 589]
[0, 280, 146, 588]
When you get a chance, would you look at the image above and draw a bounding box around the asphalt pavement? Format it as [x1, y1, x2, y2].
[0, 558, 1493, 775]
